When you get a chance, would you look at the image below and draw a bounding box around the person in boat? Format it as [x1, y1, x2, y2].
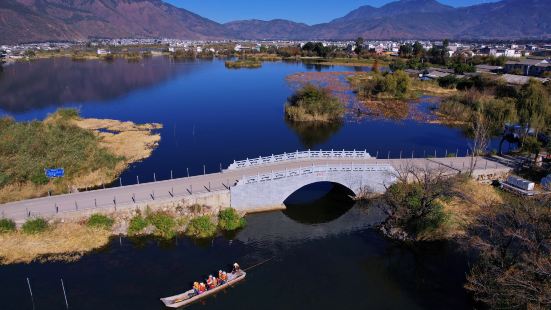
[232, 262, 241, 274]
[193, 282, 201, 295]
[218, 270, 227, 284]
[207, 275, 218, 289]
[199, 282, 207, 293]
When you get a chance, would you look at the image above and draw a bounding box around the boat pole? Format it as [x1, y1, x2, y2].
[244, 257, 274, 272]
[26, 277, 35, 310]
[61, 278, 69, 309]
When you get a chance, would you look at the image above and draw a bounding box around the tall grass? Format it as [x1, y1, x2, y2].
[285, 84, 345, 122]
[86, 214, 114, 230]
[128, 215, 149, 236]
[225, 60, 262, 69]
[218, 208, 246, 231]
[146, 212, 177, 238]
[186, 216, 217, 238]
[22, 218, 49, 234]
[0, 219, 16, 233]
[0, 109, 123, 188]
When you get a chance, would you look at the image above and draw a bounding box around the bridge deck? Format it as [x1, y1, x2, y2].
[0, 156, 510, 222]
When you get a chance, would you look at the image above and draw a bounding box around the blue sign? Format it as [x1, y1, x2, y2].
[45, 168, 65, 178]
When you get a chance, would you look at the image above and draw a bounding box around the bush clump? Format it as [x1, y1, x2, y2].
[146, 212, 177, 238]
[218, 208, 246, 231]
[285, 84, 345, 122]
[359, 70, 412, 99]
[22, 218, 49, 234]
[225, 60, 262, 69]
[0, 218, 16, 233]
[128, 215, 149, 236]
[186, 216, 217, 238]
[86, 214, 114, 230]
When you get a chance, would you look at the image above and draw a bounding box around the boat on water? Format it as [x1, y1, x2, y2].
[160, 270, 246, 308]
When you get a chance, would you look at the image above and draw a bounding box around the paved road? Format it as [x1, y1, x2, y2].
[0, 156, 509, 222]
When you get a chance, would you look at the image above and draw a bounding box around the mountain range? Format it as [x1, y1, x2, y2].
[1, 0, 550, 44]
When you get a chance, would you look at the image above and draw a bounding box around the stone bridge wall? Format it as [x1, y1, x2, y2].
[230, 165, 397, 211]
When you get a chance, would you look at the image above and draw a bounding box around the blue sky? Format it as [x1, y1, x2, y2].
[166, 0, 499, 24]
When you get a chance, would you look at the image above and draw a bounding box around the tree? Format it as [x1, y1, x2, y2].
[355, 37, 365, 55]
[399, 44, 413, 58]
[371, 59, 379, 73]
[465, 198, 551, 309]
[412, 41, 424, 58]
[517, 79, 551, 136]
[468, 110, 490, 176]
[393, 70, 411, 98]
[382, 163, 455, 239]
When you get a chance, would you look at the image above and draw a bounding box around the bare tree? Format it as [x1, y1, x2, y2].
[464, 197, 551, 309]
[468, 110, 490, 176]
[381, 160, 457, 239]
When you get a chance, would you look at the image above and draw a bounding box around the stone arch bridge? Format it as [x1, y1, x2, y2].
[0, 150, 511, 222]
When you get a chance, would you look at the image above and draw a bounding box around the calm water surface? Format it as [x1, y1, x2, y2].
[0, 58, 477, 309]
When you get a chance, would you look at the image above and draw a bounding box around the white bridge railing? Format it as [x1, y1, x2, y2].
[228, 149, 372, 170]
[235, 164, 391, 186]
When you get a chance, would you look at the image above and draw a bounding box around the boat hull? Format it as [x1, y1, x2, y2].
[160, 271, 246, 308]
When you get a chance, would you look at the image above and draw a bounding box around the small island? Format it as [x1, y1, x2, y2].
[0, 109, 162, 203]
[224, 59, 262, 69]
[284, 83, 345, 122]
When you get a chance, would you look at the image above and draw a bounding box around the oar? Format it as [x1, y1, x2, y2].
[243, 257, 274, 272]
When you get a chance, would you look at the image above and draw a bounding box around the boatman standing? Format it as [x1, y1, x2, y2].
[232, 262, 240, 273]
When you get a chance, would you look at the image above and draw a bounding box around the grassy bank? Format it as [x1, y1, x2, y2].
[0, 109, 161, 203]
[225, 60, 262, 69]
[285, 84, 345, 122]
[0, 207, 246, 265]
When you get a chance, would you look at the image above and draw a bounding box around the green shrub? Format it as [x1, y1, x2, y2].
[285, 84, 345, 122]
[30, 173, 49, 185]
[86, 214, 114, 230]
[186, 216, 217, 238]
[0, 218, 16, 233]
[218, 208, 246, 231]
[54, 108, 80, 120]
[22, 218, 48, 234]
[146, 212, 176, 238]
[128, 215, 148, 236]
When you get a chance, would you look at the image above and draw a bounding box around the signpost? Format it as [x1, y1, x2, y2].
[45, 168, 65, 179]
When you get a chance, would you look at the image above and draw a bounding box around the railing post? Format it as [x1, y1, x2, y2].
[153, 172, 156, 182]
[187, 168, 189, 178]
[137, 175, 140, 185]
[171, 170, 173, 179]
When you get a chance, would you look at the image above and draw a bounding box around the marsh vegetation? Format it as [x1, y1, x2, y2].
[285, 84, 345, 122]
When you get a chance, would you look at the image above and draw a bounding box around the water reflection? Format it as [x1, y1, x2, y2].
[283, 182, 355, 224]
[0, 57, 196, 113]
[285, 119, 344, 148]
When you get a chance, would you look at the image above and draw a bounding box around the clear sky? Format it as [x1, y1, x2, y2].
[165, 0, 500, 24]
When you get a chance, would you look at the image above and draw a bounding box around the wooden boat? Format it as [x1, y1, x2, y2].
[160, 270, 246, 308]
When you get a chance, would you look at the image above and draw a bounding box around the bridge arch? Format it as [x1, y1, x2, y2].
[283, 181, 356, 205]
[230, 166, 396, 211]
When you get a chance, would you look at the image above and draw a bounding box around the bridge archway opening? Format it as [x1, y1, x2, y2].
[282, 182, 355, 224]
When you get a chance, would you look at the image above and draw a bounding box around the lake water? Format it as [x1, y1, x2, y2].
[0, 57, 479, 309]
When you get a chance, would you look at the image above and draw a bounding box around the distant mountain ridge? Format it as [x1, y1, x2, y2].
[0, 0, 550, 44]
